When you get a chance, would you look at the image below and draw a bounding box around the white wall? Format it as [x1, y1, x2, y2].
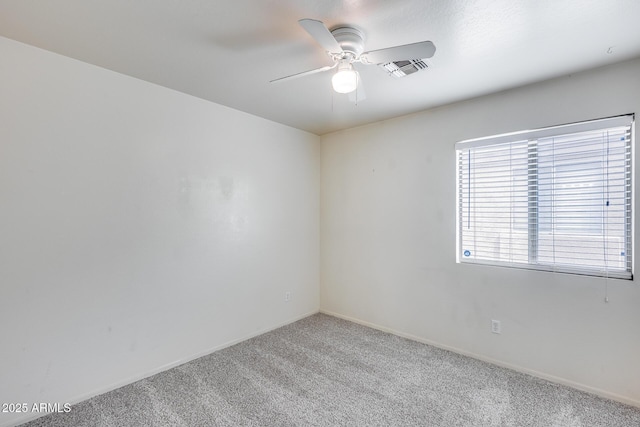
[0, 36, 319, 426]
[321, 58, 640, 405]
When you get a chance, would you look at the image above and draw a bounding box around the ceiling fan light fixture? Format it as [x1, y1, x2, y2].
[274, 19, 436, 101]
[331, 62, 357, 94]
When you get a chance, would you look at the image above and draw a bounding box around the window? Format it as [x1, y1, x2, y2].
[456, 115, 633, 279]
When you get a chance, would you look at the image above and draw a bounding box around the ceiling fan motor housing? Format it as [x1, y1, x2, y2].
[330, 26, 365, 58]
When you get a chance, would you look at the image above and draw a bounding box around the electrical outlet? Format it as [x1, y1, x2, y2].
[284, 291, 291, 302]
[491, 319, 501, 334]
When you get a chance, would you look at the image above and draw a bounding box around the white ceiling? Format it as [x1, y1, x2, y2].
[1, 0, 639, 135]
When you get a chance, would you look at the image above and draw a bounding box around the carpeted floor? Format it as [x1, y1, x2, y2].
[23, 313, 640, 426]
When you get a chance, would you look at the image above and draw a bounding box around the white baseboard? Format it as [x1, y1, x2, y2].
[4, 310, 319, 427]
[320, 309, 640, 409]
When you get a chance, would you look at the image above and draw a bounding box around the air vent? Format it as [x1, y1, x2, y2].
[380, 59, 428, 78]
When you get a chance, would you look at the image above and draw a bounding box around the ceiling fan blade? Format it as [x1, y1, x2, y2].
[270, 64, 336, 84]
[348, 72, 366, 103]
[361, 41, 436, 64]
[298, 18, 343, 54]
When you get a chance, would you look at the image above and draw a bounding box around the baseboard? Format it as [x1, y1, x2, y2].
[320, 309, 640, 409]
[4, 310, 319, 427]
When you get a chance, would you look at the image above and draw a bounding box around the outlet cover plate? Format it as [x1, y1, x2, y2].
[491, 320, 501, 334]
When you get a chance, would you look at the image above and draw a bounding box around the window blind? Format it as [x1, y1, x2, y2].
[456, 115, 633, 279]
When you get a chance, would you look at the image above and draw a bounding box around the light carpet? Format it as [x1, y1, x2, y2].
[23, 313, 640, 426]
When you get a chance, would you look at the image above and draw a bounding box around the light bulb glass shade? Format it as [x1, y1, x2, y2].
[332, 69, 358, 94]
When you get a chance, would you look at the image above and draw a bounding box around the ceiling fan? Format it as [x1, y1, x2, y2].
[271, 19, 436, 97]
